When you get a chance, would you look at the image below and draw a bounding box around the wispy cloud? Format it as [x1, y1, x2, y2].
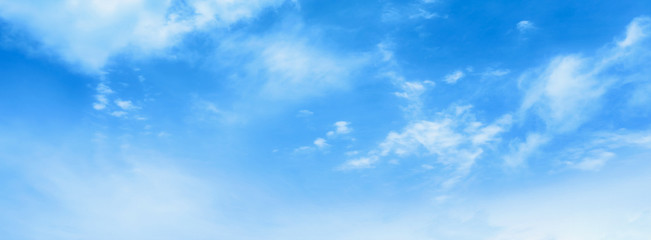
[0, 0, 288, 73]
[618, 16, 651, 47]
[444, 70, 464, 84]
[507, 16, 651, 166]
[217, 28, 368, 101]
[92, 82, 114, 110]
[342, 105, 512, 187]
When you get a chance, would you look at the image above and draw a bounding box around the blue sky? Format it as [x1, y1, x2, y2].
[1, 0, 651, 239]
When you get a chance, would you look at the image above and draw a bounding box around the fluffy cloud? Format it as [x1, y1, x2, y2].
[342, 105, 512, 187]
[327, 121, 352, 137]
[115, 99, 137, 111]
[313, 138, 328, 149]
[0, 0, 287, 73]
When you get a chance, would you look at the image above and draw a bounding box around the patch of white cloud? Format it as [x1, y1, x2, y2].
[377, 41, 395, 62]
[409, 8, 441, 20]
[92, 82, 113, 110]
[618, 16, 651, 47]
[570, 150, 614, 171]
[296, 121, 353, 153]
[342, 105, 512, 187]
[503, 133, 549, 168]
[338, 156, 378, 170]
[509, 16, 651, 166]
[115, 99, 137, 111]
[603, 131, 651, 148]
[382, 2, 446, 23]
[313, 137, 328, 149]
[394, 81, 426, 100]
[471, 115, 513, 145]
[520, 55, 608, 132]
[110, 111, 128, 117]
[191, 98, 240, 124]
[382, 71, 434, 119]
[261, 43, 360, 99]
[296, 109, 313, 117]
[555, 130, 651, 172]
[482, 68, 511, 78]
[516, 20, 535, 33]
[327, 121, 352, 137]
[444, 70, 464, 84]
[218, 30, 367, 101]
[91, 80, 143, 119]
[520, 16, 651, 133]
[0, 0, 288, 73]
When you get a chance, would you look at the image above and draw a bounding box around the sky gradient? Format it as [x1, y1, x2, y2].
[1, 1, 651, 239]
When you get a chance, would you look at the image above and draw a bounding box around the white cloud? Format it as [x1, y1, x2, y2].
[503, 133, 548, 167]
[191, 98, 240, 124]
[394, 81, 426, 100]
[343, 105, 511, 186]
[520, 55, 607, 132]
[409, 8, 441, 20]
[259, 42, 357, 99]
[0, 0, 287, 73]
[520, 16, 651, 134]
[556, 130, 651, 172]
[380, 119, 463, 157]
[618, 16, 651, 47]
[604, 131, 651, 148]
[377, 41, 395, 62]
[115, 99, 136, 111]
[297, 109, 313, 117]
[338, 156, 378, 170]
[110, 111, 128, 117]
[298, 121, 353, 153]
[570, 151, 614, 171]
[327, 121, 352, 137]
[91, 80, 142, 118]
[509, 16, 651, 167]
[482, 68, 511, 78]
[472, 115, 513, 145]
[92, 82, 113, 110]
[516, 20, 535, 33]
[382, 71, 433, 118]
[218, 31, 366, 101]
[313, 138, 328, 149]
[444, 70, 464, 84]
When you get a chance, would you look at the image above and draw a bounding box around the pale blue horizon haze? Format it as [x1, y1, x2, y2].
[1, 0, 651, 239]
